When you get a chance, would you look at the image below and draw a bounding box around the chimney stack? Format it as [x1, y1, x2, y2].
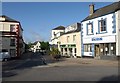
[89, 4, 94, 15]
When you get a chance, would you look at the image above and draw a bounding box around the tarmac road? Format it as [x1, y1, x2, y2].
[2, 54, 119, 81]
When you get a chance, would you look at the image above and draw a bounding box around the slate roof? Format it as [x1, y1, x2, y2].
[52, 26, 65, 30]
[0, 15, 23, 31]
[0, 15, 19, 22]
[82, 1, 120, 22]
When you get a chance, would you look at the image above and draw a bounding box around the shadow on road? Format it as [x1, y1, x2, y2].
[2, 71, 17, 77]
[96, 75, 120, 83]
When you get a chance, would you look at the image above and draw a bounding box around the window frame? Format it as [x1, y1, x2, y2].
[73, 35, 76, 42]
[87, 22, 94, 35]
[10, 39, 15, 46]
[84, 44, 92, 52]
[98, 18, 107, 34]
[10, 25, 16, 32]
[67, 36, 70, 43]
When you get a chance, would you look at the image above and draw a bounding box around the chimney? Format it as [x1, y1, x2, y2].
[89, 4, 94, 15]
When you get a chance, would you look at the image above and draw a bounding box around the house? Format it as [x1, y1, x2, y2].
[0, 15, 25, 58]
[58, 23, 81, 58]
[30, 41, 41, 53]
[81, 2, 120, 59]
[50, 26, 65, 49]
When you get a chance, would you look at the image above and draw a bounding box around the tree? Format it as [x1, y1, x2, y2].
[40, 41, 50, 50]
[27, 42, 33, 49]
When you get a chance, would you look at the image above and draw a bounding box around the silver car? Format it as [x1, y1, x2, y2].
[0, 49, 10, 61]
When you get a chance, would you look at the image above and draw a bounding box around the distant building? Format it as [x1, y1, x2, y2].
[0, 15, 25, 58]
[58, 23, 81, 58]
[30, 41, 41, 52]
[81, 2, 120, 58]
[50, 26, 65, 48]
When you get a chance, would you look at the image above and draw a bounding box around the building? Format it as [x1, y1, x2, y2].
[81, 2, 120, 58]
[58, 23, 81, 58]
[0, 15, 24, 58]
[30, 41, 41, 52]
[50, 26, 65, 48]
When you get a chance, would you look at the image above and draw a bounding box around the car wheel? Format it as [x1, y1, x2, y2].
[4, 58, 8, 61]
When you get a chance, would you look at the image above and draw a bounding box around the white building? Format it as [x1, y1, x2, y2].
[81, 2, 120, 59]
[58, 23, 81, 58]
[50, 26, 65, 48]
[30, 41, 41, 52]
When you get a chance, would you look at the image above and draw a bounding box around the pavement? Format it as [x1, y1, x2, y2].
[2, 52, 119, 71]
[42, 55, 118, 67]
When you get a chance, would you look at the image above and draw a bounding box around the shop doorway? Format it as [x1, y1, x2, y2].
[95, 45, 100, 57]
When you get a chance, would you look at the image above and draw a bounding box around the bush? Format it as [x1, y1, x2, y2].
[49, 47, 61, 60]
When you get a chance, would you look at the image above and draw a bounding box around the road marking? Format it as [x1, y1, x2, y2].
[32, 65, 50, 68]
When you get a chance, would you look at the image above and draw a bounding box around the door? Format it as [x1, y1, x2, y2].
[69, 48, 73, 57]
[95, 45, 100, 57]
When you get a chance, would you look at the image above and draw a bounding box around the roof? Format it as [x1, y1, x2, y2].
[52, 26, 65, 30]
[0, 15, 23, 31]
[62, 23, 81, 35]
[33, 41, 41, 45]
[0, 15, 19, 22]
[82, 1, 120, 22]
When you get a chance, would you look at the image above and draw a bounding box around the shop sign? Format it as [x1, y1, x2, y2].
[92, 37, 102, 41]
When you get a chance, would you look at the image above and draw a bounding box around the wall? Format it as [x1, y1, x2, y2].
[116, 10, 120, 56]
[59, 32, 81, 57]
[0, 22, 19, 32]
[82, 13, 116, 44]
[82, 13, 116, 56]
[51, 29, 64, 45]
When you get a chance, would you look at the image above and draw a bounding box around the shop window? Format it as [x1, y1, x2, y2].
[111, 43, 116, 55]
[105, 44, 109, 55]
[99, 43, 116, 56]
[84, 44, 92, 52]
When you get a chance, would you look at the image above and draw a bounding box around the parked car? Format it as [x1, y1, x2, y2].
[0, 49, 10, 61]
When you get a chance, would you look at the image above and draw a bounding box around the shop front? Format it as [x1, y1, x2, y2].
[60, 44, 77, 58]
[83, 35, 116, 57]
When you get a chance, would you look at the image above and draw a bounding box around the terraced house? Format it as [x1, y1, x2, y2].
[58, 23, 81, 58]
[50, 23, 81, 58]
[81, 2, 120, 59]
[0, 15, 25, 58]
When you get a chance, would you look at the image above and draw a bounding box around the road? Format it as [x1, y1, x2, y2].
[2, 52, 119, 81]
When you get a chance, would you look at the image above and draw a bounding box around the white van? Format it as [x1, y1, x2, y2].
[0, 49, 10, 61]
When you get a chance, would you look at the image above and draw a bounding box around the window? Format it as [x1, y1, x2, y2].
[10, 39, 15, 46]
[87, 22, 93, 35]
[98, 19, 107, 33]
[67, 36, 70, 43]
[10, 25, 16, 32]
[10, 49, 16, 57]
[73, 35, 76, 42]
[84, 44, 92, 52]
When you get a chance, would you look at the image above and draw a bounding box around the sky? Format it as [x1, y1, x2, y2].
[2, 2, 113, 43]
